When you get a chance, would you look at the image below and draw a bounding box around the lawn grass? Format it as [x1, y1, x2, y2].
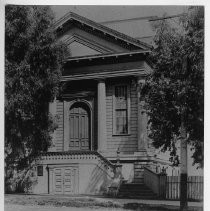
[5, 194, 121, 209]
[5, 194, 203, 211]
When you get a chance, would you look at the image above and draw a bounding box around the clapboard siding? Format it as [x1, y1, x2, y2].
[55, 101, 64, 151]
[54, 81, 138, 153]
[106, 82, 138, 153]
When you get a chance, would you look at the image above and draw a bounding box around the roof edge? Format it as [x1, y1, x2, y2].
[64, 49, 150, 62]
[53, 11, 152, 50]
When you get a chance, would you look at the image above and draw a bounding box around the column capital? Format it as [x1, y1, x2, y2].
[96, 78, 106, 83]
[137, 78, 145, 86]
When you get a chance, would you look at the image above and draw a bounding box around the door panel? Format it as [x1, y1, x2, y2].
[63, 168, 72, 194]
[69, 103, 90, 150]
[53, 167, 78, 194]
[54, 168, 63, 194]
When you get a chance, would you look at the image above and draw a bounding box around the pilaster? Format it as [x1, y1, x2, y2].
[136, 77, 148, 156]
[97, 80, 107, 152]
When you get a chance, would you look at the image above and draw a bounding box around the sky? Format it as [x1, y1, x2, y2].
[51, 5, 187, 22]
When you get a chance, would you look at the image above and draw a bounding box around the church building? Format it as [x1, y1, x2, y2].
[33, 11, 163, 195]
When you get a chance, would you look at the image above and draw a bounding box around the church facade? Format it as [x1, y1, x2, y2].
[33, 11, 158, 195]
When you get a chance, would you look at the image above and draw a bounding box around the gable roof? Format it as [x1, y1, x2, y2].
[53, 11, 152, 50]
[103, 19, 155, 45]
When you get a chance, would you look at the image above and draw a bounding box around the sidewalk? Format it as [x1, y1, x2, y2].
[94, 197, 203, 208]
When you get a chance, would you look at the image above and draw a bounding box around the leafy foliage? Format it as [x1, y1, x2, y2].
[5, 5, 68, 172]
[141, 7, 204, 167]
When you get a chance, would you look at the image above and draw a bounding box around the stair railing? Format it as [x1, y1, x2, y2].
[144, 166, 167, 198]
[107, 163, 124, 197]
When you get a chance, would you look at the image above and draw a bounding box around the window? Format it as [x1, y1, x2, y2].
[37, 165, 43, 176]
[113, 85, 130, 135]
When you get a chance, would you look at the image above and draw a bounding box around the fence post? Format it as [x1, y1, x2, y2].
[159, 170, 167, 199]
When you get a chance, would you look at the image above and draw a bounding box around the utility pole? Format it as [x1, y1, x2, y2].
[180, 57, 188, 211]
[180, 117, 188, 211]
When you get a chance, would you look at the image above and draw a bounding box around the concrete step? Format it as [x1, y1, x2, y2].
[134, 171, 143, 173]
[134, 174, 143, 176]
[119, 190, 155, 195]
[134, 176, 143, 179]
[117, 183, 158, 199]
[118, 192, 156, 197]
[134, 167, 143, 169]
[120, 184, 148, 189]
[119, 188, 154, 192]
[132, 178, 144, 183]
[117, 194, 158, 199]
[134, 168, 144, 171]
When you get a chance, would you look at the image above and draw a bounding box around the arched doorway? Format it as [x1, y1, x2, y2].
[69, 102, 90, 150]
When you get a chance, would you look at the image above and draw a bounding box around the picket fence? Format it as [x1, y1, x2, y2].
[166, 176, 203, 201]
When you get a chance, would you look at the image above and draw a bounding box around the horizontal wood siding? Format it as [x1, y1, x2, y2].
[55, 101, 64, 151]
[106, 82, 138, 153]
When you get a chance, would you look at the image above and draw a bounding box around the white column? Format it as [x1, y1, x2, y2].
[97, 80, 107, 152]
[137, 78, 147, 154]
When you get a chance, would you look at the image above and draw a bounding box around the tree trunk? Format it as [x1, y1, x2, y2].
[180, 120, 188, 211]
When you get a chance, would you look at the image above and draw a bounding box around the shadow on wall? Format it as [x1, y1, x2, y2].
[85, 164, 113, 195]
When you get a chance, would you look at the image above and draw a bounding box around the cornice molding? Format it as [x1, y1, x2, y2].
[64, 49, 150, 63]
[61, 68, 148, 82]
[54, 11, 152, 50]
[61, 91, 95, 99]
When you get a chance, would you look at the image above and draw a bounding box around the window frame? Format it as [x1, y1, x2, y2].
[37, 165, 43, 176]
[112, 83, 131, 136]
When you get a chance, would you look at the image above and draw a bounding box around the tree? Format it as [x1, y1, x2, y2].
[141, 7, 204, 210]
[5, 5, 68, 188]
[142, 6, 204, 167]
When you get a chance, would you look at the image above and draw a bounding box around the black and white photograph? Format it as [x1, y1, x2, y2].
[3, 3, 204, 211]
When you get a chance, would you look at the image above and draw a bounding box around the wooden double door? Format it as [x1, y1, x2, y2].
[69, 103, 90, 150]
[54, 166, 78, 194]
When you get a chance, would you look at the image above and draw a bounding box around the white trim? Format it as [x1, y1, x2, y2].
[63, 101, 69, 151]
[61, 68, 147, 81]
[65, 50, 150, 62]
[47, 164, 79, 169]
[112, 83, 131, 135]
[97, 80, 107, 152]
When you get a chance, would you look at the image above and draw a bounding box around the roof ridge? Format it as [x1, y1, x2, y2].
[53, 11, 152, 50]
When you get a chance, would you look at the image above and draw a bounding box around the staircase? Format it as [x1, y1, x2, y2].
[117, 183, 158, 199]
[117, 162, 158, 199]
[133, 161, 144, 183]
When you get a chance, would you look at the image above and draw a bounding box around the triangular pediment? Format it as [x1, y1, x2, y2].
[61, 33, 113, 57]
[54, 12, 152, 57]
[69, 41, 101, 57]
